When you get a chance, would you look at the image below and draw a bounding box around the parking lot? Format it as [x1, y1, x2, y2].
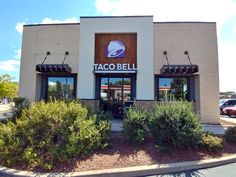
[220, 115, 236, 125]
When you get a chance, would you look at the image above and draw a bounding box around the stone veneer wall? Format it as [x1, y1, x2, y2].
[134, 100, 157, 110]
[80, 99, 100, 112]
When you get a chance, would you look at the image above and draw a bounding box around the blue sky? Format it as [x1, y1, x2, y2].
[0, 0, 236, 92]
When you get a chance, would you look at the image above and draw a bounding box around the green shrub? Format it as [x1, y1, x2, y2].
[123, 108, 148, 145]
[224, 126, 236, 143]
[0, 100, 111, 169]
[97, 119, 111, 147]
[149, 101, 203, 148]
[199, 132, 223, 151]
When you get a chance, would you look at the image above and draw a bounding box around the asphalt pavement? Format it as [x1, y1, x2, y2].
[147, 162, 236, 177]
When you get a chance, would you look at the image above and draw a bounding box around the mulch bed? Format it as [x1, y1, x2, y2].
[14, 133, 236, 173]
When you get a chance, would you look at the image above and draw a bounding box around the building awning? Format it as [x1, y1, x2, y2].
[160, 65, 199, 74]
[36, 64, 72, 73]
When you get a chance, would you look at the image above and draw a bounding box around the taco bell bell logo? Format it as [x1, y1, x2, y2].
[106, 40, 125, 58]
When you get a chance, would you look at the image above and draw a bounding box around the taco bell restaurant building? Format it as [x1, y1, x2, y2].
[19, 16, 220, 124]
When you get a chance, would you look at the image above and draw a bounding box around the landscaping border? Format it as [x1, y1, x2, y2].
[0, 154, 236, 177]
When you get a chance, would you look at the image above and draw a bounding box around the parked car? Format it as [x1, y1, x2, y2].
[220, 99, 236, 115]
[222, 105, 236, 117]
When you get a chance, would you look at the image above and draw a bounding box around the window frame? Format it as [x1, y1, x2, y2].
[40, 74, 77, 101]
[155, 75, 195, 101]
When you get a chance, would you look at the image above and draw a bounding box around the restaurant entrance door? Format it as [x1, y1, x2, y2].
[99, 76, 134, 118]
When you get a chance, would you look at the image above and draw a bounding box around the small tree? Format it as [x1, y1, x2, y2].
[0, 74, 18, 100]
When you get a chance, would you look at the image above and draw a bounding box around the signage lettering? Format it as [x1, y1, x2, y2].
[94, 63, 137, 73]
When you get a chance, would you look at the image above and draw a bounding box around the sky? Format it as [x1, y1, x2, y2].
[0, 0, 236, 92]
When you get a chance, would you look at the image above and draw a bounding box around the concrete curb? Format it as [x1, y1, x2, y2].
[1, 154, 236, 177]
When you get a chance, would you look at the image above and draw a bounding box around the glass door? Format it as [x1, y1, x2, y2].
[99, 77, 133, 118]
[109, 78, 123, 102]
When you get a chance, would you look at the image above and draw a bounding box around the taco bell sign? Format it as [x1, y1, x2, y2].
[94, 39, 137, 73]
[106, 40, 125, 58]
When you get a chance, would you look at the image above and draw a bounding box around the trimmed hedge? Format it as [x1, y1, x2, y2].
[0, 100, 110, 169]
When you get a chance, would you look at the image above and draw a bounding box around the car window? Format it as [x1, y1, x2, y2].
[220, 99, 228, 106]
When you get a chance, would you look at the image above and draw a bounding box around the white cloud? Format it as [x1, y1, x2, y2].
[95, 0, 236, 92]
[40, 17, 79, 24]
[95, 0, 115, 14]
[15, 22, 26, 34]
[234, 24, 236, 34]
[14, 49, 21, 59]
[95, 0, 236, 28]
[0, 60, 20, 71]
[15, 17, 79, 34]
[218, 41, 236, 92]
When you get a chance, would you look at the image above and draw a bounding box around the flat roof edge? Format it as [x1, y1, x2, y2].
[23, 20, 216, 27]
[24, 23, 80, 27]
[154, 21, 216, 24]
[80, 15, 153, 19]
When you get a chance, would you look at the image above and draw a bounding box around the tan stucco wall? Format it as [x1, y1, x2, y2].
[154, 22, 219, 123]
[19, 24, 80, 100]
[19, 19, 220, 124]
[78, 16, 154, 100]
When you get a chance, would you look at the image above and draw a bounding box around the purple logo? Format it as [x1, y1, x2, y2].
[106, 40, 125, 58]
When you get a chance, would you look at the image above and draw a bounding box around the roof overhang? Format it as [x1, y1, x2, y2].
[160, 65, 199, 74]
[35, 64, 72, 73]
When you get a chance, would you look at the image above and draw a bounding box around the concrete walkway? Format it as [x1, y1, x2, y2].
[203, 116, 236, 134]
[0, 104, 11, 120]
[203, 124, 227, 134]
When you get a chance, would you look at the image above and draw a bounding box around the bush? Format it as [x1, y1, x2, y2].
[224, 126, 236, 143]
[123, 108, 148, 145]
[199, 132, 223, 151]
[0, 100, 110, 169]
[149, 101, 203, 148]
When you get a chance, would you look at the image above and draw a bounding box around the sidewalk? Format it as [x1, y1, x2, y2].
[0, 104, 11, 120]
[203, 124, 227, 134]
[0, 103, 11, 112]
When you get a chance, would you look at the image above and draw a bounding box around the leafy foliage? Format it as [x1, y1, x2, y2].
[224, 126, 236, 143]
[199, 132, 223, 151]
[0, 100, 110, 169]
[0, 74, 18, 100]
[123, 108, 148, 145]
[149, 101, 203, 148]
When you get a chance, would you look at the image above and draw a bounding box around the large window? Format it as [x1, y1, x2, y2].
[47, 76, 75, 100]
[157, 76, 194, 101]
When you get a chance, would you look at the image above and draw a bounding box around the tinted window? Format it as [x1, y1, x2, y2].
[158, 77, 188, 101]
[47, 76, 75, 100]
